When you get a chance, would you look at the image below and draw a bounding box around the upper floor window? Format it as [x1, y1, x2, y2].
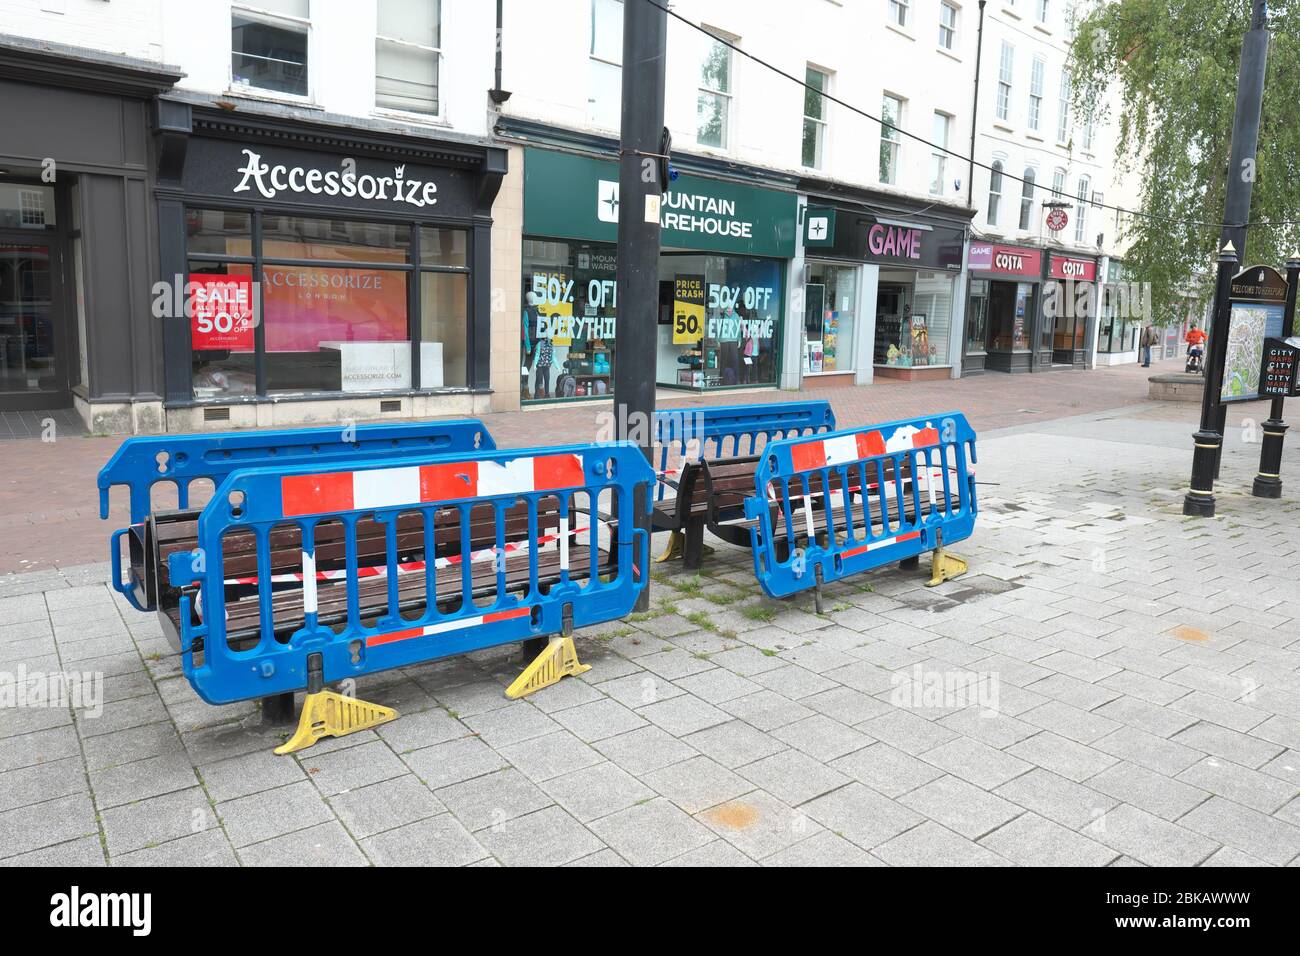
[1074, 176, 1090, 242]
[375, 0, 441, 116]
[697, 30, 734, 149]
[1082, 115, 1095, 151]
[1029, 56, 1044, 131]
[880, 94, 903, 184]
[1019, 167, 1036, 230]
[1051, 167, 1066, 199]
[996, 42, 1014, 121]
[588, 0, 623, 129]
[232, 0, 310, 97]
[988, 159, 1004, 225]
[889, 0, 910, 28]
[1056, 68, 1070, 141]
[930, 111, 952, 195]
[939, 3, 958, 49]
[802, 67, 831, 169]
[1037, 0, 1050, 24]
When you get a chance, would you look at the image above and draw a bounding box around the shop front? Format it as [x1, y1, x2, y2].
[803, 203, 967, 384]
[1046, 252, 1099, 368]
[1095, 258, 1140, 366]
[965, 242, 1042, 374]
[0, 38, 182, 429]
[520, 147, 797, 401]
[155, 101, 506, 430]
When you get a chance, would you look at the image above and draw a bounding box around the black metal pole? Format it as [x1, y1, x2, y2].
[1252, 254, 1299, 497]
[1184, 246, 1239, 516]
[966, 0, 987, 209]
[614, 0, 666, 610]
[1184, 0, 1269, 517]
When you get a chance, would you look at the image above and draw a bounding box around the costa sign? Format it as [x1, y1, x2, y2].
[1049, 255, 1097, 281]
[1045, 208, 1069, 231]
[969, 243, 1041, 276]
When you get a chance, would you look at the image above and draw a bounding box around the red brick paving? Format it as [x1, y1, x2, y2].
[0, 357, 1238, 574]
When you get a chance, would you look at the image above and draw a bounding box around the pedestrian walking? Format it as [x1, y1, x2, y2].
[1140, 323, 1159, 367]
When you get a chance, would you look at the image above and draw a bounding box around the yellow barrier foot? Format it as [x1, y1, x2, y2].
[505, 636, 591, 700]
[273, 653, 397, 755]
[655, 530, 684, 562]
[926, 544, 968, 587]
[274, 691, 398, 755]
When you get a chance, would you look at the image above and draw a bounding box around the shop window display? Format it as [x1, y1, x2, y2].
[804, 262, 857, 373]
[657, 253, 781, 390]
[874, 269, 954, 368]
[521, 238, 618, 401]
[186, 209, 468, 397]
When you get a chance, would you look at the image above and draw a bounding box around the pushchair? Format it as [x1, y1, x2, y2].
[1185, 342, 1205, 374]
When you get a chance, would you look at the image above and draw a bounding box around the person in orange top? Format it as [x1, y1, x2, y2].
[1186, 324, 1207, 347]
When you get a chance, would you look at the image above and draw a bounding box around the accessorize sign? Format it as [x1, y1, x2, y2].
[969, 243, 1042, 276]
[191, 275, 255, 350]
[1048, 254, 1098, 281]
[181, 137, 476, 218]
[523, 147, 797, 258]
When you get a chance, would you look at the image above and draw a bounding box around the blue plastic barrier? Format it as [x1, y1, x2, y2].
[165, 442, 652, 706]
[745, 412, 978, 600]
[98, 419, 495, 611]
[652, 401, 836, 501]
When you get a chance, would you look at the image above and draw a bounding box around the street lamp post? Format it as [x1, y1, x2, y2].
[1184, 243, 1240, 516]
[614, 0, 668, 609]
[1183, 0, 1270, 517]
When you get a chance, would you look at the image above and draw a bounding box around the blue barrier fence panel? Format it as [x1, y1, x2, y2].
[746, 413, 978, 599]
[652, 401, 836, 500]
[99, 419, 495, 608]
[166, 442, 652, 705]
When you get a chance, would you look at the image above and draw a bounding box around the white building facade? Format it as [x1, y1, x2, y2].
[0, 0, 1133, 430]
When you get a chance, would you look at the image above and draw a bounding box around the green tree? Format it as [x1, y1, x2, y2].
[1070, 0, 1300, 316]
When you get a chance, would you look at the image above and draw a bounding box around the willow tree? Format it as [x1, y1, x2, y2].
[1070, 0, 1300, 317]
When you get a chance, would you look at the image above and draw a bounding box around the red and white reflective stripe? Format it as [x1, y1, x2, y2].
[279, 453, 586, 518]
[790, 430, 886, 472]
[224, 524, 590, 587]
[367, 606, 531, 647]
[840, 530, 921, 559]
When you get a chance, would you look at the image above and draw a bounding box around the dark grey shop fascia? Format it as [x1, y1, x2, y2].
[153, 98, 507, 405]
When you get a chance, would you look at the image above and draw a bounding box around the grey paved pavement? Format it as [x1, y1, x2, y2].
[2, 400, 1299, 866]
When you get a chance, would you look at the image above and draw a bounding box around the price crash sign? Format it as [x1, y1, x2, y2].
[673, 275, 706, 344]
[191, 275, 255, 350]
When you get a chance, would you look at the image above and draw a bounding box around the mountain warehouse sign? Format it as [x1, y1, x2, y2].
[526, 147, 796, 257]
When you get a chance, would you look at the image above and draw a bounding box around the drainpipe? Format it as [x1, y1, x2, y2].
[966, 0, 987, 208]
[489, 0, 512, 105]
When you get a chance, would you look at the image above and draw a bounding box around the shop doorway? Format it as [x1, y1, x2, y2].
[0, 230, 69, 410]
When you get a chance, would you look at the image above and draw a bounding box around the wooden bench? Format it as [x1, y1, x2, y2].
[148, 495, 613, 654]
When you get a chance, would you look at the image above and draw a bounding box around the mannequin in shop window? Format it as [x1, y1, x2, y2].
[523, 291, 553, 399]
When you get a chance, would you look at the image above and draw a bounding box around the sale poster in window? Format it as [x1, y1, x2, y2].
[262, 266, 408, 352]
[190, 275, 255, 350]
[673, 274, 705, 344]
